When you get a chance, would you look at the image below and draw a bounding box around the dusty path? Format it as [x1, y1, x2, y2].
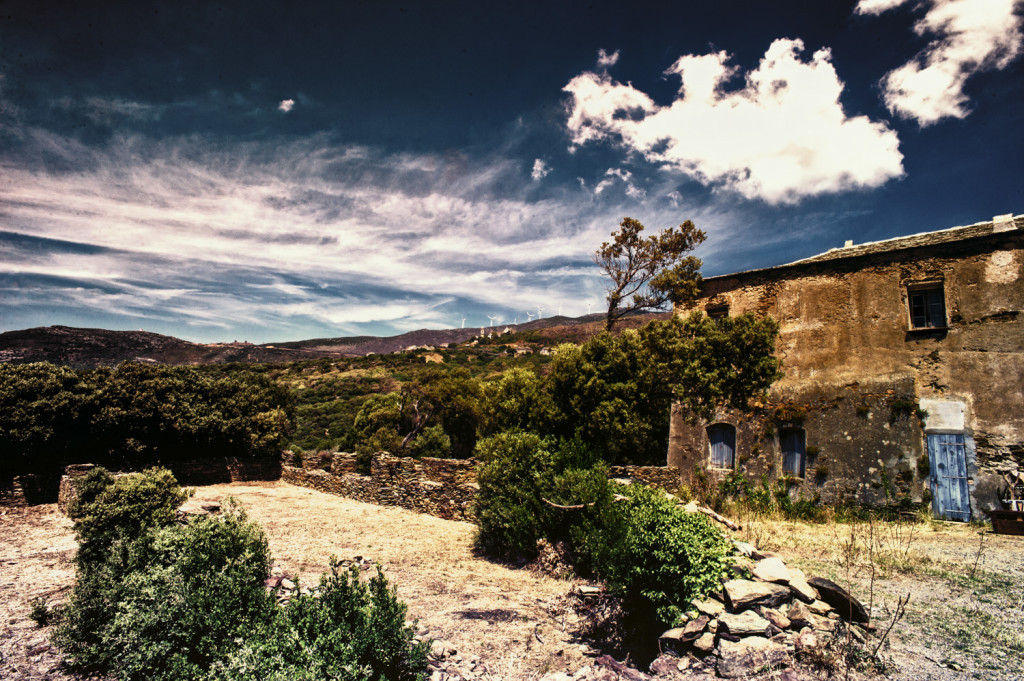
[0, 504, 79, 680]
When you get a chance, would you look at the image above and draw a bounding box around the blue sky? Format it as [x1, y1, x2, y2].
[1, 0, 1022, 343]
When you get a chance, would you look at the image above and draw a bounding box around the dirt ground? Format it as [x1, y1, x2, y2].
[734, 509, 1024, 681]
[3, 482, 1023, 680]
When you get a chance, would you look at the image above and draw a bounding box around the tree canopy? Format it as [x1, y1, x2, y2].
[594, 217, 706, 330]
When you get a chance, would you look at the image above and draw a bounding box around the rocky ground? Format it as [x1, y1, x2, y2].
[2, 482, 1022, 680]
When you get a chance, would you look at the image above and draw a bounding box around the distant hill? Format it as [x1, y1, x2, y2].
[0, 313, 671, 369]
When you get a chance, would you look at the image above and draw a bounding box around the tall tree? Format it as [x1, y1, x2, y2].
[594, 217, 706, 330]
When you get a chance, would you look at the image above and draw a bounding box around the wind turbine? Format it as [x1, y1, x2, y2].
[557, 303, 562, 316]
[536, 306, 543, 319]
[461, 317, 466, 329]
[526, 312, 534, 321]
[587, 302, 593, 315]
[487, 315, 497, 327]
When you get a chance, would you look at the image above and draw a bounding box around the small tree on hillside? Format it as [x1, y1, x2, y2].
[595, 217, 706, 331]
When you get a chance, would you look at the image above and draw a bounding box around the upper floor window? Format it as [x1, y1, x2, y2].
[780, 428, 806, 477]
[706, 305, 729, 320]
[708, 423, 736, 469]
[908, 283, 946, 329]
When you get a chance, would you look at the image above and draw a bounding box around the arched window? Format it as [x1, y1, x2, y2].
[780, 428, 806, 477]
[707, 423, 736, 469]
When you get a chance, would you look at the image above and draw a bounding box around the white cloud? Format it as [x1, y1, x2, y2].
[855, 0, 913, 13]
[563, 40, 904, 204]
[596, 48, 620, 68]
[531, 158, 551, 181]
[594, 168, 646, 198]
[858, 0, 1024, 126]
[278, 98, 295, 112]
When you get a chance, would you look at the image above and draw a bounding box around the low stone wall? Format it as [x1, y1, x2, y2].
[282, 451, 686, 523]
[0, 473, 64, 507]
[282, 454, 478, 522]
[55, 457, 282, 513]
[608, 465, 683, 495]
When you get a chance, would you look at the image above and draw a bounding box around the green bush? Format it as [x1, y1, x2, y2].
[474, 433, 732, 634]
[473, 431, 554, 558]
[211, 562, 429, 681]
[68, 466, 191, 566]
[89, 508, 275, 681]
[608, 485, 732, 629]
[55, 467, 427, 681]
[409, 424, 451, 458]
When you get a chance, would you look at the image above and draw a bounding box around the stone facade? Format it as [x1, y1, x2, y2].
[282, 451, 478, 521]
[669, 214, 1024, 518]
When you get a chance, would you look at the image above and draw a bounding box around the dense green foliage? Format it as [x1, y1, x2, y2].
[607, 486, 733, 628]
[0, 362, 293, 477]
[473, 433, 732, 631]
[210, 563, 429, 681]
[276, 312, 779, 467]
[55, 468, 428, 681]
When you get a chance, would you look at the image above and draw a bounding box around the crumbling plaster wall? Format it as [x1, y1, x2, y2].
[670, 231, 1024, 513]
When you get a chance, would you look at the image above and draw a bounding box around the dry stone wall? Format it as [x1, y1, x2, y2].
[54, 457, 281, 513]
[282, 451, 479, 522]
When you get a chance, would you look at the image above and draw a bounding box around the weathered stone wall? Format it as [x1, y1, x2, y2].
[669, 222, 1024, 514]
[281, 451, 478, 521]
[0, 473, 64, 507]
[608, 465, 683, 495]
[54, 457, 282, 513]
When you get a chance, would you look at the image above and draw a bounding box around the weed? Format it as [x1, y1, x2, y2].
[29, 597, 54, 627]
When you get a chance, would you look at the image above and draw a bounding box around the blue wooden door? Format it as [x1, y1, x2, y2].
[927, 433, 971, 521]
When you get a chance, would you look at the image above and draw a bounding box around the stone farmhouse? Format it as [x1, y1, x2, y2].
[668, 214, 1024, 520]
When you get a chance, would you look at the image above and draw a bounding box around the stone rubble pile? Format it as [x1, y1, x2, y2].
[538, 540, 872, 681]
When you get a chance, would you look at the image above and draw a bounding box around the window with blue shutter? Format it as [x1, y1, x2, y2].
[708, 423, 736, 469]
[780, 428, 806, 477]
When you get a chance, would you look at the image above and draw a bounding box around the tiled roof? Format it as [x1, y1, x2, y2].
[706, 214, 1022, 281]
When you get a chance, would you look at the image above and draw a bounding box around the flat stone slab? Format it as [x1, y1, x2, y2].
[723, 579, 791, 612]
[751, 557, 791, 583]
[717, 637, 790, 678]
[691, 598, 725, 618]
[719, 610, 771, 637]
[807, 577, 868, 622]
[787, 567, 817, 603]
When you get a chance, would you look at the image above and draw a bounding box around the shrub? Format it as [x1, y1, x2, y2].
[607, 485, 733, 630]
[409, 424, 451, 458]
[91, 507, 275, 681]
[56, 467, 426, 681]
[68, 466, 191, 567]
[211, 562, 429, 681]
[473, 431, 554, 558]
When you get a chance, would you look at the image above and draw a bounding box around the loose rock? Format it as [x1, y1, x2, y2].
[723, 579, 791, 612]
[751, 557, 791, 584]
[806, 577, 868, 622]
[717, 637, 790, 678]
[719, 611, 771, 637]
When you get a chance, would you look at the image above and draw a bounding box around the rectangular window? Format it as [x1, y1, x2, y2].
[708, 424, 736, 469]
[780, 428, 806, 477]
[908, 285, 946, 329]
[706, 305, 729, 320]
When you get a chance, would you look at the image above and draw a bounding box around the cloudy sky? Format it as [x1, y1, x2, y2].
[2, 0, 1022, 343]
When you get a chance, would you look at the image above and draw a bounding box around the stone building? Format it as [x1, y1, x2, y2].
[668, 214, 1024, 520]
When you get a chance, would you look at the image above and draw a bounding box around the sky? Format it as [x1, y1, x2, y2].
[1, 0, 1022, 343]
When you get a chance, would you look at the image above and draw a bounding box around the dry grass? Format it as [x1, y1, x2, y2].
[733, 509, 1024, 680]
[182, 482, 595, 679]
